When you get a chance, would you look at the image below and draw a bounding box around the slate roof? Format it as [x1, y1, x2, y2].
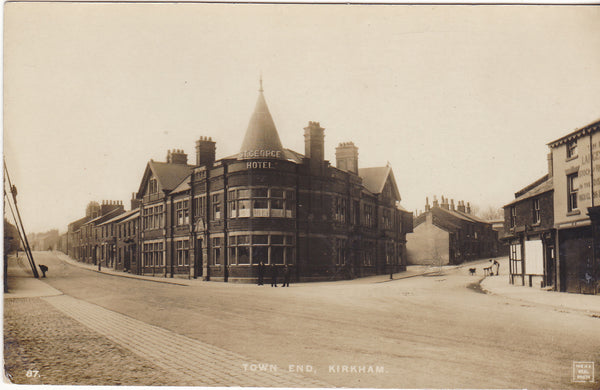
[547, 118, 600, 148]
[97, 208, 139, 226]
[137, 161, 194, 197]
[149, 161, 193, 191]
[504, 176, 553, 207]
[68, 215, 91, 231]
[358, 166, 401, 200]
[239, 90, 285, 159]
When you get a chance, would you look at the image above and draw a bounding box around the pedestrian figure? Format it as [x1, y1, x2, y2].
[282, 264, 291, 287]
[39, 264, 48, 278]
[270, 264, 278, 287]
[493, 259, 500, 276]
[257, 261, 265, 286]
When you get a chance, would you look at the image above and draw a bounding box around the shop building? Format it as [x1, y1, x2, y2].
[503, 174, 555, 288]
[548, 119, 600, 294]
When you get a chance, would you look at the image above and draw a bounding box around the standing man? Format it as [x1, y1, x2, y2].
[257, 261, 265, 286]
[493, 259, 500, 276]
[270, 264, 278, 287]
[282, 264, 291, 287]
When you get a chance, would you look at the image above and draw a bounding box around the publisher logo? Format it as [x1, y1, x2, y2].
[573, 362, 594, 383]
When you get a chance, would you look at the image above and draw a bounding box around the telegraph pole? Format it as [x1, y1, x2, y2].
[4, 158, 39, 278]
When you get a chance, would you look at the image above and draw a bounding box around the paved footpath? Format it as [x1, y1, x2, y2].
[5, 255, 330, 387]
[481, 257, 600, 317]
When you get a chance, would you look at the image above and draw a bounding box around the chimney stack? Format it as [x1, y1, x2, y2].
[167, 149, 188, 165]
[433, 195, 439, 208]
[466, 202, 472, 214]
[457, 200, 466, 213]
[451, 199, 455, 211]
[196, 136, 216, 167]
[304, 121, 325, 176]
[425, 196, 431, 212]
[547, 152, 553, 177]
[335, 142, 359, 174]
[131, 192, 141, 210]
[441, 196, 449, 210]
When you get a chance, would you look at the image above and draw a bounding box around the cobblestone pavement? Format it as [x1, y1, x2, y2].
[39, 294, 329, 387]
[4, 297, 189, 386]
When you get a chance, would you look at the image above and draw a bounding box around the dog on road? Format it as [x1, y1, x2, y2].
[468, 268, 476, 276]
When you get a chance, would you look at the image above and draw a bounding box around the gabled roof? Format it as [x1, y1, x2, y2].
[358, 166, 401, 200]
[84, 208, 123, 226]
[171, 175, 192, 195]
[505, 176, 553, 207]
[121, 209, 140, 222]
[414, 206, 491, 231]
[239, 89, 285, 159]
[97, 208, 139, 226]
[68, 215, 91, 231]
[137, 161, 193, 198]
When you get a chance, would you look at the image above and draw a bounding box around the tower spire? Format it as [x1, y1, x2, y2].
[259, 73, 263, 93]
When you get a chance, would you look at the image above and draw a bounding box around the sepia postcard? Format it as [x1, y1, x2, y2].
[3, 2, 600, 389]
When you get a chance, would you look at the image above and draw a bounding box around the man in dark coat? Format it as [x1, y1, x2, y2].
[282, 264, 291, 287]
[39, 264, 48, 278]
[257, 262, 265, 286]
[270, 264, 278, 287]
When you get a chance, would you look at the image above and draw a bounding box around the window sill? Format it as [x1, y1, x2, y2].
[567, 210, 581, 216]
[531, 222, 541, 227]
[566, 155, 578, 162]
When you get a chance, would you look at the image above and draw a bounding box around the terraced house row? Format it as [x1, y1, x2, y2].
[59, 84, 413, 282]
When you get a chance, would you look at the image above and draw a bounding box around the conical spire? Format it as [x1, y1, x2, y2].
[239, 79, 285, 159]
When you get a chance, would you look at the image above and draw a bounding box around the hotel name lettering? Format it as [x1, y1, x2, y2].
[239, 150, 282, 169]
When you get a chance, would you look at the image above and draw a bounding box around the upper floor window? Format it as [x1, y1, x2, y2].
[567, 140, 578, 159]
[212, 194, 221, 220]
[175, 200, 189, 226]
[533, 198, 541, 224]
[227, 187, 295, 219]
[567, 173, 579, 212]
[149, 178, 158, 194]
[510, 206, 516, 228]
[142, 205, 163, 230]
[333, 196, 347, 223]
[364, 204, 375, 228]
[194, 195, 206, 218]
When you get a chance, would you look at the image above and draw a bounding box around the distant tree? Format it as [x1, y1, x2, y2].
[477, 205, 504, 221]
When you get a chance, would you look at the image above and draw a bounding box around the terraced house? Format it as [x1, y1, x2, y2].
[133, 83, 413, 282]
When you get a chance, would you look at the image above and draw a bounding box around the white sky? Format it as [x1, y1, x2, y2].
[4, 3, 600, 233]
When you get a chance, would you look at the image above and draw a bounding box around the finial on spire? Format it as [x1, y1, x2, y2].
[259, 73, 263, 93]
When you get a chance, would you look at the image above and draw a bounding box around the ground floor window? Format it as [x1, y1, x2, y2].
[510, 243, 522, 274]
[334, 238, 347, 266]
[384, 242, 395, 265]
[228, 233, 294, 265]
[143, 241, 164, 267]
[363, 241, 376, 266]
[176, 239, 190, 266]
[212, 237, 222, 265]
